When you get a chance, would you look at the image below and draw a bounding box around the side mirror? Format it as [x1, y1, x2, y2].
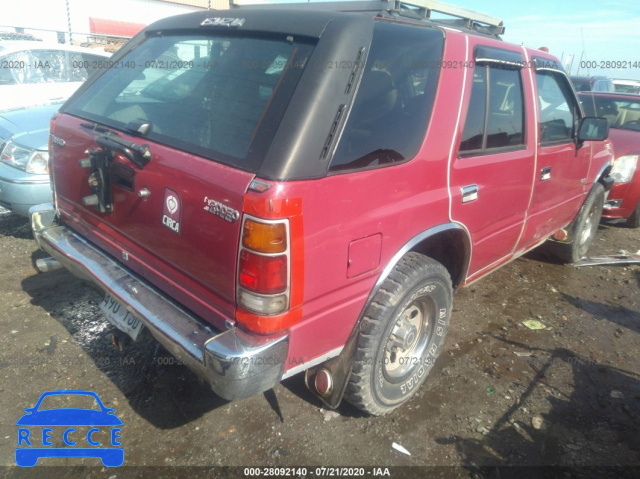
[577, 117, 609, 142]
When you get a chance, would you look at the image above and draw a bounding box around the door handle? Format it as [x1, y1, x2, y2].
[540, 166, 551, 181]
[461, 184, 478, 203]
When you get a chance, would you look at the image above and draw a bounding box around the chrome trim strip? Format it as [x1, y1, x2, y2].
[465, 252, 511, 283]
[375, 223, 471, 292]
[237, 214, 291, 314]
[29, 204, 288, 400]
[0, 175, 50, 185]
[281, 346, 343, 380]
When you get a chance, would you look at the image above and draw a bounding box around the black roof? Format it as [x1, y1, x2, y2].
[144, 9, 348, 40]
[143, 3, 502, 40]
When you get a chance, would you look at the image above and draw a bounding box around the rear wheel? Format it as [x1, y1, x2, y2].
[344, 253, 452, 416]
[627, 202, 640, 229]
[549, 183, 605, 263]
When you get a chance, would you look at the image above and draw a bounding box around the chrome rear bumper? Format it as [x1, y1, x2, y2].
[29, 203, 288, 400]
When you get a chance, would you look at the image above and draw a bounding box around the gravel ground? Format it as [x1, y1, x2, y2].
[0, 205, 638, 478]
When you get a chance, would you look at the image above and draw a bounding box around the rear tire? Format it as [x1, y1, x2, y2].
[627, 202, 640, 229]
[549, 183, 605, 263]
[344, 253, 452, 416]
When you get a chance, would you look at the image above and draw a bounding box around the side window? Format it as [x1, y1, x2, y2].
[329, 23, 444, 172]
[30, 50, 69, 82]
[536, 71, 579, 144]
[68, 53, 109, 81]
[460, 67, 487, 151]
[459, 64, 525, 155]
[0, 51, 33, 84]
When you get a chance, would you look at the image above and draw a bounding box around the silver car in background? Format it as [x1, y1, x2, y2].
[0, 103, 61, 216]
[0, 41, 109, 111]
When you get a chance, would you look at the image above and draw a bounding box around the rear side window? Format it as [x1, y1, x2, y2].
[329, 22, 443, 172]
[459, 64, 525, 155]
[66, 34, 314, 172]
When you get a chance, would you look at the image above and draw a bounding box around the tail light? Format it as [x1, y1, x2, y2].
[235, 196, 304, 335]
[237, 216, 290, 316]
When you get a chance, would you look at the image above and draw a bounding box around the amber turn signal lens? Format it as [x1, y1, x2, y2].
[242, 219, 287, 254]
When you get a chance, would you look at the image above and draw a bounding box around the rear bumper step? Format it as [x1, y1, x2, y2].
[29, 203, 288, 401]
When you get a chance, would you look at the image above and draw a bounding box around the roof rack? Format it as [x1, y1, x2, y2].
[396, 0, 504, 35]
[229, 0, 504, 35]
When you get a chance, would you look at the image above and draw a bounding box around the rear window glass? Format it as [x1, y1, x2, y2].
[329, 22, 443, 172]
[66, 34, 314, 172]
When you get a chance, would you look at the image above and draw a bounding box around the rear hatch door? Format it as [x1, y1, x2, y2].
[52, 31, 314, 325]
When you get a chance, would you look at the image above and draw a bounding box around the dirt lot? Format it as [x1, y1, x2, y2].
[0, 205, 639, 478]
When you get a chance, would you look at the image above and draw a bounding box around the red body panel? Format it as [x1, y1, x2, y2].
[448, 36, 536, 279]
[601, 128, 640, 220]
[51, 115, 254, 330]
[279, 155, 451, 365]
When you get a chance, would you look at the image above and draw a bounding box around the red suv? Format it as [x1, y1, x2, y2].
[579, 92, 640, 227]
[30, 1, 612, 415]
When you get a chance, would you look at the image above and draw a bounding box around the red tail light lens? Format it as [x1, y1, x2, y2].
[235, 196, 303, 335]
[239, 250, 287, 294]
[236, 215, 291, 319]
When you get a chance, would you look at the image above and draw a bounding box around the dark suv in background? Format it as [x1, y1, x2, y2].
[570, 75, 615, 93]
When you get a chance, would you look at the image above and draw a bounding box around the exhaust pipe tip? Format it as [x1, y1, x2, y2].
[553, 228, 569, 241]
[36, 257, 63, 273]
[314, 368, 334, 396]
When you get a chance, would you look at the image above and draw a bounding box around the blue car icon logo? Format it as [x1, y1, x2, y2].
[16, 390, 123, 467]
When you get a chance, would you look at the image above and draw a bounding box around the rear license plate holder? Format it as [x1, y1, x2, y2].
[99, 294, 144, 341]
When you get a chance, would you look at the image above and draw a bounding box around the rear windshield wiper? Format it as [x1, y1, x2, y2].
[80, 122, 152, 169]
[96, 135, 152, 170]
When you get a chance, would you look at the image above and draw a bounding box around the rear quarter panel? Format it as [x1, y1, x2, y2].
[280, 33, 469, 367]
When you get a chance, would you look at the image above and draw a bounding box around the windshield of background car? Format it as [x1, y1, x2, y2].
[65, 34, 314, 172]
[579, 94, 640, 132]
[329, 22, 443, 172]
[0, 49, 106, 85]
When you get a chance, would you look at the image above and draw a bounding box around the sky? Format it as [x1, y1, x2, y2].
[468, 0, 640, 80]
[239, 0, 640, 81]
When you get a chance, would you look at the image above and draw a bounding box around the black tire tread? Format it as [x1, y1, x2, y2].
[344, 252, 451, 416]
[549, 183, 605, 264]
[627, 202, 640, 228]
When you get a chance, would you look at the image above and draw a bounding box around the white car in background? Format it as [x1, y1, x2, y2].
[613, 79, 640, 95]
[0, 41, 110, 111]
